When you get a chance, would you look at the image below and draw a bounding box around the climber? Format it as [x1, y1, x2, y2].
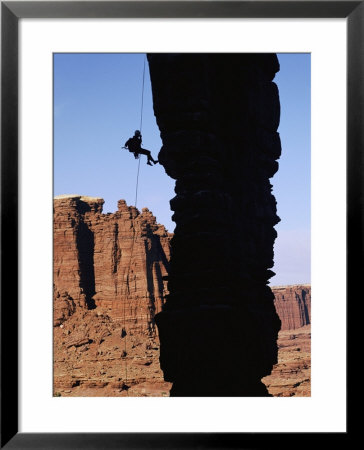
[122, 130, 158, 166]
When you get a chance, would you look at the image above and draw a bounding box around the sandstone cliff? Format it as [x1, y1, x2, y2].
[262, 325, 311, 396]
[53, 195, 172, 335]
[261, 286, 311, 396]
[53, 195, 310, 397]
[271, 285, 311, 330]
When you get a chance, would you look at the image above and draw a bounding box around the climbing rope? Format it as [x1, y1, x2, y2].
[134, 56, 146, 208]
[139, 56, 146, 137]
[122, 55, 146, 395]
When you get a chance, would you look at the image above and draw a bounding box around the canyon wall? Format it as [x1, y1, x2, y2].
[53, 196, 311, 397]
[148, 54, 282, 396]
[53, 195, 172, 335]
[53, 199, 310, 334]
[272, 285, 311, 330]
[264, 286, 311, 397]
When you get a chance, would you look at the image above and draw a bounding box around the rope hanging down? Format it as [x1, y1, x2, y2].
[134, 56, 146, 208]
[122, 55, 146, 395]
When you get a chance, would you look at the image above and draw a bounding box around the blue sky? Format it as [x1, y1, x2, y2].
[54, 53, 310, 286]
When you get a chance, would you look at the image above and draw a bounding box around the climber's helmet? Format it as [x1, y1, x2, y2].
[134, 130, 141, 137]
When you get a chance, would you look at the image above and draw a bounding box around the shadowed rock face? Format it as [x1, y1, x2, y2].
[147, 54, 282, 396]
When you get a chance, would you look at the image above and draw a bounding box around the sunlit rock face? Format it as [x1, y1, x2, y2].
[148, 53, 282, 396]
[272, 285, 311, 331]
[53, 195, 172, 334]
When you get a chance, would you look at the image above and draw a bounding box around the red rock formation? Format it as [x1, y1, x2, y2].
[53, 195, 90, 309]
[272, 285, 311, 330]
[53, 306, 172, 397]
[53, 289, 76, 327]
[262, 325, 311, 396]
[54, 194, 311, 397]
[262, 286, 311, 397]
[53, 195, 172, 334]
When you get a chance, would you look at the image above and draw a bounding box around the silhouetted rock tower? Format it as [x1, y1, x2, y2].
[148, 54, 282, 396]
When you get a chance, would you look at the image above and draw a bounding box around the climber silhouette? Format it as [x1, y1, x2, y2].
[123, 130, 158, 166]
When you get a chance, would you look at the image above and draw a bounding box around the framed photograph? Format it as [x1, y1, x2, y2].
[2, 1, 358, 448]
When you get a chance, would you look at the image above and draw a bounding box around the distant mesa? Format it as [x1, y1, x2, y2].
[271, 284, 311, 330]
[53, 194, 311, 397]
[53, 194, 310, 333]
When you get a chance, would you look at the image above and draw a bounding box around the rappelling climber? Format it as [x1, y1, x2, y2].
[122, 130, 158, 166]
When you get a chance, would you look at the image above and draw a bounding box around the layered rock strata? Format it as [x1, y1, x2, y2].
[262, 325, 311, 396]
[53, 307, 171, 397]
[263, 286, 311, 396]
[148, 54, 282, 396]
[53, 309, 310, 397]
[272, 285, 311, 330]
[54, 194, 311, 397]
[53, 195, 172, 335]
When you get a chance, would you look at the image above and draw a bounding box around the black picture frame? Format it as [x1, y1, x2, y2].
[1, 1, 358, 448]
